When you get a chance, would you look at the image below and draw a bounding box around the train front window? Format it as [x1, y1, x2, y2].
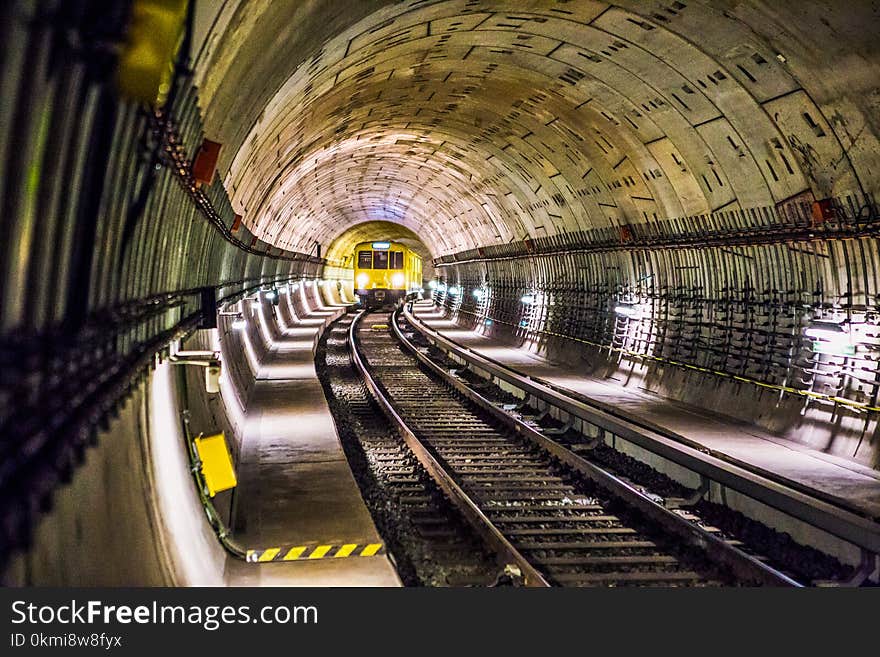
[390, 251, 404, 269]
[357, 251, 372, 269]
[373, 250, 388, 269]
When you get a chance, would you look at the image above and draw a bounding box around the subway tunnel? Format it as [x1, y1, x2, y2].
[2, 0, 880, 586]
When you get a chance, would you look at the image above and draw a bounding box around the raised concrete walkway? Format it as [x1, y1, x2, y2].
[225, 285, 400, 586]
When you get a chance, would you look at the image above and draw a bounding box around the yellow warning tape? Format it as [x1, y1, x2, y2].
[246, 542, 384, 563]
[433, 308, 880, 414]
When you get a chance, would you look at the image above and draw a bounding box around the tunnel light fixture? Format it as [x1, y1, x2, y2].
[428, 280, 438, 290]
[231, 315, 246, 330]
[614, 303, 641, 319]
[168, 341, 222, 393]
[521, 293, 537, 305]
[472, 288, 485, 301]
[436, 283, 447, 293]
[804, 320, 846, 341]
[448, 286, 461, 296]
[278, 284, 287, 293]
[204, 364, 222, 393]
[265, 289, 277, 300]
[305, 280, 313, 288]
[371, 241, 391, 249]
[805, 320, 855, 355]
[812, 341, 856, 356]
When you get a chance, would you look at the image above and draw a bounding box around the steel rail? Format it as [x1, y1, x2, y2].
[403, 304, 880, 558]
[393, 309, 801, 586]
[348, 310, 551, 587]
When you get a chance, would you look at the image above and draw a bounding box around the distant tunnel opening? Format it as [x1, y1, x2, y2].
[323, 220, 435, 297]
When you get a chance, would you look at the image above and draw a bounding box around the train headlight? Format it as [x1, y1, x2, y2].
[356, 273, 369, 287]
[392, 273, 404, 287]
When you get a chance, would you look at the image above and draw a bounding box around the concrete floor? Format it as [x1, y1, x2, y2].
[225, 299, 401, 586]
[412, 302, 880, 520]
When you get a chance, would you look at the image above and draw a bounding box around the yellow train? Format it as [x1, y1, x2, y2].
[353, 241, 422, 307]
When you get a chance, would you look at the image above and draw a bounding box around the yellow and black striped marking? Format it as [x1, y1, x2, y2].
[246, 542, 385, 563]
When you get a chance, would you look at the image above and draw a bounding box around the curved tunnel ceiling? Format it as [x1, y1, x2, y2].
[196, 1, 880, 259]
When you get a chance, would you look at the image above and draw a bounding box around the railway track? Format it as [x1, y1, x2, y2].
[316, 314, 498, 586]
[350, 308, 802, 587]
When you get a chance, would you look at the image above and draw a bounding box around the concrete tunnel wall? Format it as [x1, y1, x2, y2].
[208, 1, 880, 256]
[3, 277, 342, 585]
[0, 1, 329, 582]
[195, 0, 880, 469]
[2, 363, 227, 586]
[3, 0, 880, 584]
[430, 235, 880, 468]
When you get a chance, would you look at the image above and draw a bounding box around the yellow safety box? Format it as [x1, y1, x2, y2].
[116, 0, 189, 106]
[194, 432, 237, 496]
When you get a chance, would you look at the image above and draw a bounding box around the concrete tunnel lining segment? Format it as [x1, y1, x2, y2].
[2, 0, 880, 585]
